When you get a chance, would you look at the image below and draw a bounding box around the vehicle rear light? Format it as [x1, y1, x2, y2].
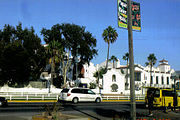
[67, 93, 71, 96]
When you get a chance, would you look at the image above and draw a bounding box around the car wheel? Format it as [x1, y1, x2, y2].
[72, 97, 78, 104]
[95, 98, 101, 103]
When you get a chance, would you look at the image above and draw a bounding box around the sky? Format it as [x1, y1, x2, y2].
[0, 0, 180, 70]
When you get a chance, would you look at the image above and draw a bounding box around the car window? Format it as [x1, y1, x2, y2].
[61, 89, 69, 93]
[71, 89, 81, 93]
[162, 90, 174, 97]
[87, 89, 95, 94]
[177, 92, 180, 97]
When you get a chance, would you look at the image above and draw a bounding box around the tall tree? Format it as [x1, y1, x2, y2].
[0, 23, 46, 87]
[109, 55, 118, 68]
[145, 53, 157, 86]
[41, 23, 97, 87]
[123, 52, 129, 90]
[102, 26, 118, 71]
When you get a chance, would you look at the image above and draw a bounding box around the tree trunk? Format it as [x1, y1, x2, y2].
[63, 69, 67, 87]
[126, 60, 129, 90]
[106, 43, 110, 71]
[150, 65, 152, 86]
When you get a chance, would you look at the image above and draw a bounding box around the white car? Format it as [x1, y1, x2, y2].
[59, 88, 102, 103]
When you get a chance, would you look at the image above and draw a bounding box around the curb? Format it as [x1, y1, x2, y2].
[7, 100, 144, 103]
[8, 100, 58, 103]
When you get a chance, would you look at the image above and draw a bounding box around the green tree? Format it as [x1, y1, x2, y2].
[102, 26, 118, 71]
[145, 53, 157, 86]
[93, 67, 106, 88]
[47, 40, 63, 86]
[123, 52, 129, 90]
[109, 55, 118, 68]
[41, 23, 97, 87]
[0, 23, 46, 87]
[93, 67, 106, 79]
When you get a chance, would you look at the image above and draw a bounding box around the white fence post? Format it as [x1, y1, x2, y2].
[10, 95, 12, 100]
[42, 95, 44, 100]
[26, 95, 28, 100]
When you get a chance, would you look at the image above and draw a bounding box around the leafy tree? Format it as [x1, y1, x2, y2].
[41, 23, 97, 87]
[123, 52, 129, 89]
[102, 26, 118, 71]
[93, 67, 106, 89]
[60, 23, 97, 65]
[0, 23, 46, 87]
[93, 67, 106, 79]
[47, 40, 63, 85]
[89, 82, 97, 89]
[109, 55, 118, 68]
[145, 53, 157, 85]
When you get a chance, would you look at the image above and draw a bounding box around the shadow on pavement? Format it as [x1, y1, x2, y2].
[72, 106, 101, 120]
[94, 108, 147, 119]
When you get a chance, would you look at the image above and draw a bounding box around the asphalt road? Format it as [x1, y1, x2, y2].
[0, 102, 180, 120]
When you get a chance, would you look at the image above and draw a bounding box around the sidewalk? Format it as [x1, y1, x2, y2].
[135, 109, 180, 120]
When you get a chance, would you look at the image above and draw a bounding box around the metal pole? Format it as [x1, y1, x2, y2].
[127, 0, 136, 119]
[174, 78, 176, 111]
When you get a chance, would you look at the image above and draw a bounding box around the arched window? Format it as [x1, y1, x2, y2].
[112, 74, 116, 82]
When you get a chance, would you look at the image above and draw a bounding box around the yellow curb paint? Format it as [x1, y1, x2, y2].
[102, 100, 145, 102]
[8, 100, 58, 103]
[7, 100, 144, 103]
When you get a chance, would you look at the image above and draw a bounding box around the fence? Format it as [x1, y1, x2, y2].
[0, 93, 145, 101]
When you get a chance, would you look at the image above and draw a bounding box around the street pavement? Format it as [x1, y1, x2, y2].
[0, 102, 180, 120]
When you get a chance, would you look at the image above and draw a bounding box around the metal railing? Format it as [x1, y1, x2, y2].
[0, 93, 145, 101]
[102, 95, 145, 100]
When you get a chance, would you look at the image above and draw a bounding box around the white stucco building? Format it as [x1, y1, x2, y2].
[77, 59, 175, 95]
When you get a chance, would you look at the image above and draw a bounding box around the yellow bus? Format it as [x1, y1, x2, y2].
[145, 87, 180, 108]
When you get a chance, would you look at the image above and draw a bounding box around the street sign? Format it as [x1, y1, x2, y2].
[118, 0, 141, 31]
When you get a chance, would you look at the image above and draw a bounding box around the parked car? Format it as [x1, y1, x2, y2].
[0, 96, 8, 107]
[59, 88, 102, 103]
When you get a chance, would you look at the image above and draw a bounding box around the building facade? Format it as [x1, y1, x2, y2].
[78, 59, 175, 95]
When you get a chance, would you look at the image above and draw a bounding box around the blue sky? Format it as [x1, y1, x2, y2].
[0, 0, 180, 70]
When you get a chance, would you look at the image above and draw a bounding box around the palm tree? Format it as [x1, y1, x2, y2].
[47, 40, 63, 90]
[109, 55, 118, 68]
[145, 53, 157, 86]
[123, 52, 129, 90]
[102, 26, 118, 71]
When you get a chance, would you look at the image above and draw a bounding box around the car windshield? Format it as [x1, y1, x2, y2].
[61, 89, 69, 93]
[147, 88, 160, 97]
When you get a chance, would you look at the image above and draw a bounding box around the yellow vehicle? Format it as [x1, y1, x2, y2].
[145, 87, 180, 108]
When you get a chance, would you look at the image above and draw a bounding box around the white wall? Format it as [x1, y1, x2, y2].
[101, 68, 125, 94]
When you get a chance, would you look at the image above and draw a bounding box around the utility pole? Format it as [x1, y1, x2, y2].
[127, 0, 136, 119]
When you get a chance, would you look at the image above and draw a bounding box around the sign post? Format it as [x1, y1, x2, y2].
[118, 0, 141, 119]
[127, 0, 136, 119]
